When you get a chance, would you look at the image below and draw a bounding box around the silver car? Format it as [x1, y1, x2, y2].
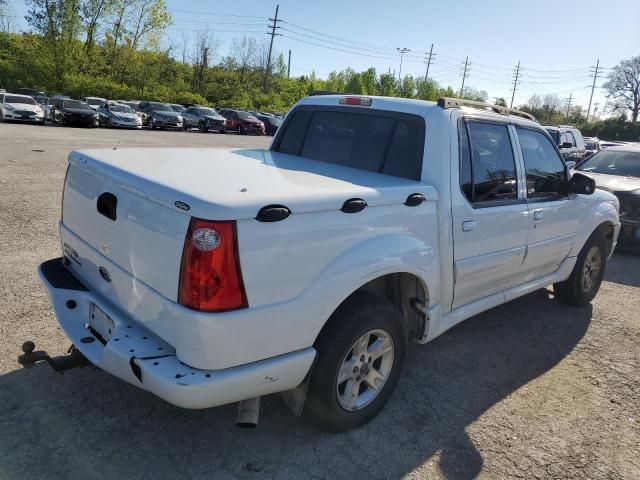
[97, 103, 142, 129]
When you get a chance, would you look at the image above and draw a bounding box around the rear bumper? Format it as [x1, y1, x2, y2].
[38, 258, 316, 409]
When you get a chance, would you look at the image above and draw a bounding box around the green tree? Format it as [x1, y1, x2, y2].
[377, 72, 396, 96]
[603, 55, 640, 122]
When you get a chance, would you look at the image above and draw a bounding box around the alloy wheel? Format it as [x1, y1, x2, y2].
[336, 329, 394, 411]
[581, 246, 602, 292]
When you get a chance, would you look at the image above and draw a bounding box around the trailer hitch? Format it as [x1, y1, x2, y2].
[18, 341, 90, 374]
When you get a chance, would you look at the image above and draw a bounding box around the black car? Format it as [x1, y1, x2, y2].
[182, 106, 227, 132]
[576, 146, 640, 250]
[52, 99, 99, 127]
[256, 114, 282, 136]
[137, 101, 183, 129]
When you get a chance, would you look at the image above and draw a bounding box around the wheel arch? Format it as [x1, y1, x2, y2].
[313, 270, 431, 346]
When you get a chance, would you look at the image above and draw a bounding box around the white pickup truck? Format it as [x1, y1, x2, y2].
[30, 95, 620, 432]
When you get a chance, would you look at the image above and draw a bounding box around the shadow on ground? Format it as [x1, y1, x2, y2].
[0, 290, 592, 480]
[606, 251, 640, 288]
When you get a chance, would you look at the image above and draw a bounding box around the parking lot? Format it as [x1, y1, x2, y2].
[0, 123, 639, 479]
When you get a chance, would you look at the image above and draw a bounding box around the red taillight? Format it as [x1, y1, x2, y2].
[339, 96, 372, 106]
[178, 218, 247, 312]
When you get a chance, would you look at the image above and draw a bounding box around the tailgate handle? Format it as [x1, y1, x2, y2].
[341, 198, 367, 213]
[256, 204, 291, 222]
[97, 192, 117, 221]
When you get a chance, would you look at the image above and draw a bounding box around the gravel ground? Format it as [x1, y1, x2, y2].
[0, 122, 639, 480]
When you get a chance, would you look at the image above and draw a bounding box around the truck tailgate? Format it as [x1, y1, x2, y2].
[62, 162, 189, 301]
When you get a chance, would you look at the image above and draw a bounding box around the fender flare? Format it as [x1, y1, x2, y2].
[569, 200, 619, 257]
[302, 233, 440, 342]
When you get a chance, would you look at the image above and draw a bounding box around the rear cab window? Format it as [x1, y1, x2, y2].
[271, 106, 425, 181]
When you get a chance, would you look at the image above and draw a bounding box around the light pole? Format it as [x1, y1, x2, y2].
[396, 47, 410, 82]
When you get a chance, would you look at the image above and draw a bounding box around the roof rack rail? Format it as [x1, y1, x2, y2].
[309, 90, 344, 96]
[437, 97, 538, 122]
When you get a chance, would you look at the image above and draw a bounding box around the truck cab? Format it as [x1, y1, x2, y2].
[31, 95, 619, 432]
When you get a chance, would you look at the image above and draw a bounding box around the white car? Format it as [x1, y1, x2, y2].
[82, 97, 108, 111]
[27, 95, 620, 432]
[0, 93, 46, 124]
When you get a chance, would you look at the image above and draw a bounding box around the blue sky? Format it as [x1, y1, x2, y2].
[7, 0, 640, 113]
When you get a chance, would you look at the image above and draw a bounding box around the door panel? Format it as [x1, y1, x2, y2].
[452, 119, 531, 309]
[514, 127, 583, 281]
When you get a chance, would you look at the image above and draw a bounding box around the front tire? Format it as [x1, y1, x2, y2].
[303, 292, 406, 433]
[554, 230, 607, 306]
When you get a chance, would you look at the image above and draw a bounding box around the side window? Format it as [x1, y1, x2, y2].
[517, 128, 567, 200]
[277, 109, 313, 156]
[566, 131, 576, 147]
[459, 121, 518, 205]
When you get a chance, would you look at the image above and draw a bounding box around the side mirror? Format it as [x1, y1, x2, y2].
[569, 172, 596, 195]
[565, 160, 576, 170]
[561, 142, 573, 149]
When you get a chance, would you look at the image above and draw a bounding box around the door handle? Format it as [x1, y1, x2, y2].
[534, 209, 543, 221]
[462, 220, 476, 232]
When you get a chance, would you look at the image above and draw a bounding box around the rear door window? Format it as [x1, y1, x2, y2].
[459, 120, 518, 205]
[273, 107, 425, 180]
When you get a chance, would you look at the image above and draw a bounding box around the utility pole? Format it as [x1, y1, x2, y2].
[565, 93, 573, 119]
[396, 47, 410, 82]
[510, 60, 521, 109]
[287, 49, 291, 78]
[459, 56, 469, 98]
[586, 59, 600, 122]
[423, 43, 435, 82]
[264, 4, 281, 89]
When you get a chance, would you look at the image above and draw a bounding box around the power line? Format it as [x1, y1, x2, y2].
[264, 4, 281, 89]
[586, 59, 600, 122]
[397, 47, 410, 82]
[510, 60, 520, 108]
[460, 56, 470, 97]
[172, 10, 267, 19]
[424, 43, 435, 82]
[565, 93, 573, 118]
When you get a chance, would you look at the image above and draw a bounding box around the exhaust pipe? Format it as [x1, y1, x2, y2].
[236, 397, 260, 428]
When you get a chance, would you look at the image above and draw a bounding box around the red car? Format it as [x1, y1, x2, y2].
[221, 110, 265, 135]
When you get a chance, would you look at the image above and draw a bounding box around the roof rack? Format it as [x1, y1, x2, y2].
[437, 97, 538, 122]
[309, 90, 344, 96]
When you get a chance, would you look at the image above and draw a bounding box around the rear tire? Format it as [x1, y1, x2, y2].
[554, 230, 607, 306]
[303, 292, 406, 433]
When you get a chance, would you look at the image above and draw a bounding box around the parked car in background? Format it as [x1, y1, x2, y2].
[34, 95, 48, 109]
[601, 141, 627, 149]
[169, 103, 186, 114]
[46, 95, 71, 122]
[16, 88, 46, 98]
[97, 102, 142, 129]
[583, 137, 601, 158]
[117, 100, 141, 111]
[0, 93, 46, 124]
[221, 109, 265, 135]
[138, 101, 183, 130]
[256, 113, 282, 136]
[545, 125, 586, 163]
[182, 106, 227, 132]
[51, 99, 99, 127]
[576, 145, 640, 249]
[82, 97, 107, 111]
